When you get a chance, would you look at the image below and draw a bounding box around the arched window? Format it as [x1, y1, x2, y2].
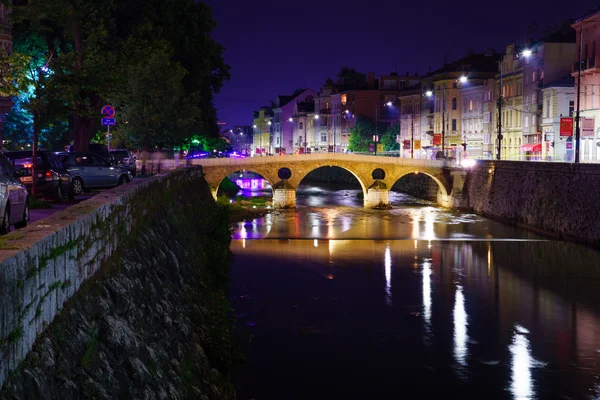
[452, 98, 457, 110]
[299, 122, 303, 130]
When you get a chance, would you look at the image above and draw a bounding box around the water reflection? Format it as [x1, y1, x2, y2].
[453, 285, 469, 370]
[230, 191, 600, 399]
[384, 244, 392, 306]
[509, 325, 535, 400]
[422, 260, 432, 332]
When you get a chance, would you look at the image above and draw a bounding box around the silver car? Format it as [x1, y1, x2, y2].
[0, 153, 30, 234]
[57, 152, 133, 195]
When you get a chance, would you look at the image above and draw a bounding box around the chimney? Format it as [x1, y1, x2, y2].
[368, 72, 375, 89]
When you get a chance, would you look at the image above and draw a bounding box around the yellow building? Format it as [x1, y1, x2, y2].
[495, 44, 524, 160]
[252, 107, 272, 156]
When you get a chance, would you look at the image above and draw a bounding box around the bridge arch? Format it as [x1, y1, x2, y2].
[386, 170, 449, 202]
[290, 162, 369, 195]
[203, 166, 278, 200]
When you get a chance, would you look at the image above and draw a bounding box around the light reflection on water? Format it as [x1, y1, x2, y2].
[230, 184, 600, 399]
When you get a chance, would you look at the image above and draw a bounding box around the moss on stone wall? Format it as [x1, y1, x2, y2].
[0, 169, 238, 399]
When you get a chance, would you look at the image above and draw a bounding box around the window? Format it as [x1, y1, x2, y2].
[299, 135, 303, 145]
[525, 116, 529, 128]
[276, 136, 280, 145]
[532, 92, 537, 103]
[321, 132, 327, 142]
[325, 102, 329, 110]
[569, 101, 575, 117]
[532, 115, 536, 127]
[453, 82, 457, 88]
[299, 122, 303, 130]
[452, 119, 457, 131]
[546, 100, 550, 117]
[532, 71, 537, 82]
[469, 99, 473, 111]
[341, 94, 347, 105]
[452, 97, 457, 110]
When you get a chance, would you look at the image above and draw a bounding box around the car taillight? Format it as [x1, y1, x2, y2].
[45, 170, 53, 181]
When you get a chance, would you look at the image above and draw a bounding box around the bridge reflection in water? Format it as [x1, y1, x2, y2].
[229, 207, 600, 399]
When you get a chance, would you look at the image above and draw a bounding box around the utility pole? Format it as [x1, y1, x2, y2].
[497, 61, 503, 160]
[411, 97, 415, 159]
[375, 105, 378, 156]
[574, 17, 584, 163]
[441, 89, 446, 156]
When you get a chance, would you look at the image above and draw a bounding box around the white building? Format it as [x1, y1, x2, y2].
[541, 76, 575, 161]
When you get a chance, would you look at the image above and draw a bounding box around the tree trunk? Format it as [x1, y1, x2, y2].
[32, 109, 39, 197]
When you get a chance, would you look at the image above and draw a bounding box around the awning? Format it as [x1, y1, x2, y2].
[520, 143, 542, 152]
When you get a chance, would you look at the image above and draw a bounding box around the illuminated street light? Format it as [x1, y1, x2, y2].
[315, 115, 319, 119]
[426, 90, 433, 97]
[288, 117, 293, 122]
[522, 49, 532, 57]
[267, 121, 272, 125]
[345, 110, 350, 114]
[386, 101, 392, 106]
[459, 76, 468, 83]
[253, 124, 257, 128]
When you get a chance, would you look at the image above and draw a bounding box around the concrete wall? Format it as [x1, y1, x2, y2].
[466, 160, 600, 246]
[0, 169, 205, 389]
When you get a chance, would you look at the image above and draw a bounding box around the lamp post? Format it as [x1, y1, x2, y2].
[267, 120, 272, 156]
[574, 17, 584, 163]
[497, 60, 504, 160]
[252, 124, 257, 156]
[386, 101, 402, 157]
[426, 89, 446, 157]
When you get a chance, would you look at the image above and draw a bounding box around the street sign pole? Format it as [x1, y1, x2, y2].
[107, 124, 110, 151]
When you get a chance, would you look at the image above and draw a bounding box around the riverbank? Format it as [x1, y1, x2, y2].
[0, 170, 238, 399]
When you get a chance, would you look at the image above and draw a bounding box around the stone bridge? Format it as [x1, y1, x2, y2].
[192, 154, 467, 208]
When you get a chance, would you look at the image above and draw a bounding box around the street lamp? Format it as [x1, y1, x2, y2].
[459, 76, 468, 84]
[386, 101, 402, 157]
[426, 89, 447, 156]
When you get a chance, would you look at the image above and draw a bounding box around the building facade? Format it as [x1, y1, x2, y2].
[252, 107, 272, 156]
[271, 89, 316, 154]
[496, 44, 524, 160]
[422, 50, 498, 159]
[541, 77, 575, 161]
[521, 41, 576, 160]
[572, 10, 600, 162]
[460, 78, 495, 158]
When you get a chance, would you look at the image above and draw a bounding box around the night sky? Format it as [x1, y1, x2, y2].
[205, 0, 598, 129]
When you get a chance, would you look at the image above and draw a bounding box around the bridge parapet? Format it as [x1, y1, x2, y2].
[194, 154, 463, 209]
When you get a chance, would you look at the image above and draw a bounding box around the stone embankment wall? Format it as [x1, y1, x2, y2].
[466, 161, 600, 247]
[0, 169, 236, 399]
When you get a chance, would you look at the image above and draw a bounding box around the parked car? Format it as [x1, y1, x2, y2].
[0, 153, 29, 234]
[57, 152, 133, 195]
[4, 150, 74, 201]
[109, 149, 136, 176]
[68, 143, 112, 162]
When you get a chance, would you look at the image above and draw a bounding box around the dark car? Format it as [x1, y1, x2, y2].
[68, 143, 112, 162]
[109, 149, 136, 176]
[57, 152, 132, 195]
[4, 150, 74, 201]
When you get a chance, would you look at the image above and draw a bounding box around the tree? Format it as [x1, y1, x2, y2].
[348, 117, 374, 152]
[10, 0, 230, 152]
[0, 30, 58, 196]
[336, 67, 368, 91]
[380, 124, 400, 151]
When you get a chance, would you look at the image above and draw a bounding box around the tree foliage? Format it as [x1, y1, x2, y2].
[336, 67, 368, 91]
[4, 0, 229, 151]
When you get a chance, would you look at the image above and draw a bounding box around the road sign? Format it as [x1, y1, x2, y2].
[102, 118, 115, 126]
[414, 140, 422, 150]
[101, 105, 115, 118]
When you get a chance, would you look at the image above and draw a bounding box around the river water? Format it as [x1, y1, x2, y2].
[229, 183, 600, 400]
